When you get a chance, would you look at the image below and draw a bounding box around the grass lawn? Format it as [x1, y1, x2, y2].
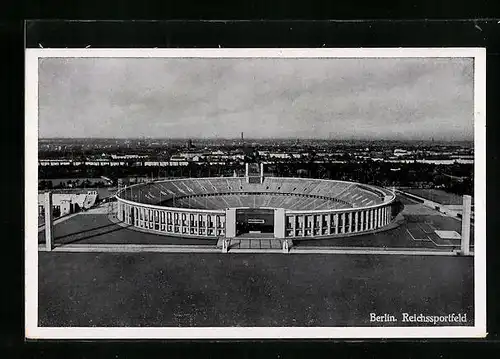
[38, 252, 474, 327]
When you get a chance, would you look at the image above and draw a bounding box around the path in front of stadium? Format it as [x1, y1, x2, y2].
[41, 242, 468, 256]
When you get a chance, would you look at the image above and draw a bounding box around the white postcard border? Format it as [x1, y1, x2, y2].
[25, 47, 486, 339]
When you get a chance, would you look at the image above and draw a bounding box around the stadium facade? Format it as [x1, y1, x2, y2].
[115, 164, 396, 240]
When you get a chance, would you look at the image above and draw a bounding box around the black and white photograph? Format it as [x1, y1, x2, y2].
[25, 48, 486, 339]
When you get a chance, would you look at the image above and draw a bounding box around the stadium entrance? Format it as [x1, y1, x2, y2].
[236, 208, 274, 236]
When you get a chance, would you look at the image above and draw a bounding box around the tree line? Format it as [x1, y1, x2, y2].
[38, 161, 473, 196]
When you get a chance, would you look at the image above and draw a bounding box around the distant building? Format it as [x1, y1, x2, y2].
[211, 150, 225, 156]
[170, 155, 187, 161]
[38, 191, 98, 218]
[110, 154, 147, 160]
[394, 149, 409, 157]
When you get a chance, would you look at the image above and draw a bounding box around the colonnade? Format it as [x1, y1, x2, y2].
[117, 200, 226, 237]
[117, 199, 393, 239]
[284, 205, 392, 238]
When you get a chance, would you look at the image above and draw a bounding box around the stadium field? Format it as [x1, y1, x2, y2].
[38, 252, 474, 327]
[403, 189, 466, 205]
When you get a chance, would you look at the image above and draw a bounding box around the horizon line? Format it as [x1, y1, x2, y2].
[38, 137, 474, 142]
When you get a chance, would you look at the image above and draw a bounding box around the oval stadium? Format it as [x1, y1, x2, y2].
[116, 165, 396, 240]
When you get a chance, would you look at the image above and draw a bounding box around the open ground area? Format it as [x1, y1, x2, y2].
[38, 187, 117, 199]
[38, 212, 217, 246]
[38, 252, 474, 327]
[403, 188, 466, 205]
[37, 195, 473, 252]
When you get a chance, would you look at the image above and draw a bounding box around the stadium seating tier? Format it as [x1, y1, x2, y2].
[118, 177, 390, 211]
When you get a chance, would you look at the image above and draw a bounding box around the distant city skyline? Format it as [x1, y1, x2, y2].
[38, 137, 473, 144]
[38, 57, 474, 141]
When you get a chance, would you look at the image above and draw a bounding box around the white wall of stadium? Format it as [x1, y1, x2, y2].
[115, 177, 396, 240]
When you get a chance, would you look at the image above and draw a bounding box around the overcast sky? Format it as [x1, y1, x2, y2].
[38, 57, 474, 140]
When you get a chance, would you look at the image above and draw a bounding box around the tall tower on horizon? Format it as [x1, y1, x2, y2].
[241, 132, 244, 142]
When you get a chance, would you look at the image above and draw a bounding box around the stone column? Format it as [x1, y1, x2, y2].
[292, 215, 297, 237]
[302, 215, 306, 236]
[282, 239, 291, 253]
[343, 213, 348, 233]
[274, 208, 286, 239]
[311, 214, 315, 236]
[197, 213, 202, 235]
[222, 238, 229, 253]
[225, 208, 236, 238]
[221, 216, 226, 237]
[117, 201, 121, 221]
[326, 214, 331, 235]
[188, 213, 193, 234]
[205, 214, 210, 236]
[44, 192, 54, 251]
[461, 195, 472, 255]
